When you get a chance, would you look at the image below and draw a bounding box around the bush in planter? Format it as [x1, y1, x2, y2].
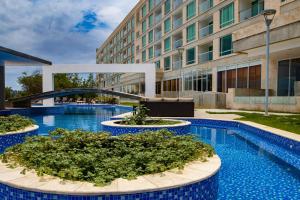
[0, 115, 34, 134]
[122, 105, 149, 125]
[1, 129, 214, 186]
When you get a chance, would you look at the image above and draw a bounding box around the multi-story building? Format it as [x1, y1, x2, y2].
[97, 0, 300, 112]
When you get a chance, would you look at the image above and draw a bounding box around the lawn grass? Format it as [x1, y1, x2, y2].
[119, 101, 139, 107]
[207, 112, 300, 134]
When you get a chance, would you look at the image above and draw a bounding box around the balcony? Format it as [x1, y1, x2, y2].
[239, 0, 264, 21]
[173, 39, 183, 49]
[173, 17, 183, 29]
[173, 0, 183, 10]
[155, 49, 161, 57]
[199, 23, 213, 38]
[199, 0, 213, 13]
[155, 14, 162, 23]
[155, 31, 162, 41]
[173, 60, 182, 70]
[199, 51, 213, 64]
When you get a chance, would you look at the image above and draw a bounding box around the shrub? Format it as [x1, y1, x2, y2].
[122, 105, 149, 125]
[0, 115, 34, 134]
[1, 129, 214, 186]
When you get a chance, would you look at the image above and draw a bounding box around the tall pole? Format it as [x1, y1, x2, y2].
[265, 23, 270, 116]
[178, 52, 182, 99]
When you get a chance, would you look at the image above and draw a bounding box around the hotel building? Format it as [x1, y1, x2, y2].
[96, 0, 300, 112]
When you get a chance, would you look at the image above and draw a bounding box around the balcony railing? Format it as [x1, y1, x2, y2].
[173, 60, 182, 70]
[173, 0, 183, 10]
[173, 39, 183, 49]
[173, 18, 183, 29]
[155, 31, 162, 41]
[155, 49, 162, 57]
[199, 51, 213, 63]
[199, 23, 213, 38]
[220, 49, 233, 57]
[239, 2, 264, 21]
[199, 0, 213, 13]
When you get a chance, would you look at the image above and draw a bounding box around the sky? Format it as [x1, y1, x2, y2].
[0, 0, 138, 89]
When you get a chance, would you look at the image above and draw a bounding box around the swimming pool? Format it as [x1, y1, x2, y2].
[14, 105, 300, 199]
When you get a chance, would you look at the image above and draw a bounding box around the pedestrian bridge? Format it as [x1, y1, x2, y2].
[7, 88, 143, 107]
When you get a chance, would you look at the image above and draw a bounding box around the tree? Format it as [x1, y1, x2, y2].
[18, 71, 42, 96]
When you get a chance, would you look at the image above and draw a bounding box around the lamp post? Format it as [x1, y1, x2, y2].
[177, 47, 184, 99]
[262, 9, 276, 116]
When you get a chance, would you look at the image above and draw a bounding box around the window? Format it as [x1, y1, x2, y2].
[164, 56, 171, 71]
[186, 24, 195, 42]
[187, 0, 196, 20]
[251, 0, 264, 17]
[142, 50, 146, 62]
[164, 0, 171, 15]
[220, 34, 232, 56]
[164, 37, 171, 52]
[142, 4, 147, 18]
[142, 20, 147, 33]
[148, 30, 153, 43]
[142, 35, 146, 48]
[148, 0, 154, 11]
[220, 3, 234, 28]
[278, 58, 300, 96]
[186, 48, 195, 65]
[149, 14, 154, 28]
[148, 47, 154, 59]
[164, 18, 171, 33]
[155, 60, 161, 69]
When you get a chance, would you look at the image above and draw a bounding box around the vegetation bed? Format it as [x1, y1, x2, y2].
[1, 129, 214, 186]
[118, 119, 182, 126]
[0, 115, 34, 134]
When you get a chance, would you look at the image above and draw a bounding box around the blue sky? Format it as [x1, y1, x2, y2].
[0, 0, 138, 89]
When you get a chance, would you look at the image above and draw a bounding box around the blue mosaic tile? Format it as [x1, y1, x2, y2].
[0, 173, 219, 200]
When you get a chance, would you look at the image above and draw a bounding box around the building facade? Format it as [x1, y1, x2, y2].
[96, 0, 300, 112]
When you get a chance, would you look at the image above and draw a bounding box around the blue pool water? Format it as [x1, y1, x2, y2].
[28, 105, 300, 199]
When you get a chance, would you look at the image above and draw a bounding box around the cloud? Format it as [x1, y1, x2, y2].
[0, 0, 138, 89]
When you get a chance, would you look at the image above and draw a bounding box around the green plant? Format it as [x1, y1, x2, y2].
[1, 129, 214, 186]
[0, 115, 34, 134]
[122, 105, 149, 125]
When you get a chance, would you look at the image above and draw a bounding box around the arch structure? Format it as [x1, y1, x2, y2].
[42, 64, 156, 106]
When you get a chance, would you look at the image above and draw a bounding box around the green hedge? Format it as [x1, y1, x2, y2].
[0, 115, 34, 134]
[2, 129, 214, 186]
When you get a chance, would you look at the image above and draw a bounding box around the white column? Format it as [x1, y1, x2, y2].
[144, 65, 156, 98]
[42, 66, 54, 106]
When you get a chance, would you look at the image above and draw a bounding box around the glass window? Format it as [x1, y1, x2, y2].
[142, 35, 146, 48]
[186, 48, 195, 65]
[164, 56, 171, 71]
[164, 18, 171, 33]
[142, 20, 147, 33]
[164, 37, 171, 52]
[142, 4, 147, 18]
[149, 14, 154, 27]
[148, 30, 153, 43]
[148, 0, 154, 11]
[164, 0, 171, 15]
[220, 2, 234, 28]
[220, 34, 232, 56]
[186, 24, 195, 42]
[155, 60, 161, 69]
[252, 0, 264, 17]
[142, 50, 146, 62]
[187, 0, 196, 20]
[148, 47, 154, 59]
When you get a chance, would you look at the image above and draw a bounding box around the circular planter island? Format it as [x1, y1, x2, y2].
[101, 119, 191, 135]
[0, 155, 221, 200]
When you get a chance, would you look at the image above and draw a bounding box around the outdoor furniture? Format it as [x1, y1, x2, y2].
[140, 98, 194, 117]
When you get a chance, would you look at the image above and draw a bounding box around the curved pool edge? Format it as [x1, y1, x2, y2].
[101, 119, 191, 135]
[0, 155, 221, 199]
[0, 125, 39, 153]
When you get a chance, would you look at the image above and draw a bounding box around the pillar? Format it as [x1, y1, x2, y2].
[144, 66, 156, 98]
[0, 64, 5, 110]
[42, 66, 54, 106]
